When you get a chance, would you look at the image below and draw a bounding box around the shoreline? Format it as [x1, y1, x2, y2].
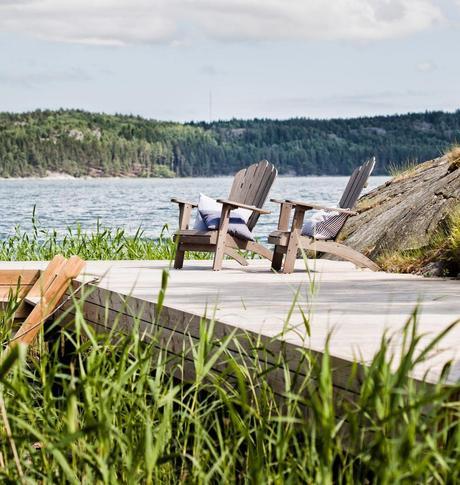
[0, 173, 390, 180]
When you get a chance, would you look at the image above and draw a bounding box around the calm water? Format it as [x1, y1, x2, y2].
[0, 177, 389, 240]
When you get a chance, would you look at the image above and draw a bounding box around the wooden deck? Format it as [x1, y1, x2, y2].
[1, 259, 459, 390]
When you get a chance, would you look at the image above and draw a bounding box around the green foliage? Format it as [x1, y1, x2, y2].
[0, 109, 459, 177]
[151, 165, 175, 178]
[0, 213, 211, 261]
[387, 159, 419, 177]
[378, 205, 460, 275]
[0, 288, 459, 482]
[446, 206, 460, 260]
[446, 144, 460, 171]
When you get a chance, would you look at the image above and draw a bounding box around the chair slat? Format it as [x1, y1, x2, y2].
[229, 160, 276, 208]
[12, 256, 86, 346]
[340, 164, 366, 209]
[340, 158, 375, 209]
[342, 167, 365, 209]
[228, 168, 246, 201]
[339, 166, 361, 208]
[349, 158, 375, 207]
[236, 163, 259, 203]
[247, 162, 277, 229]
[253, 161, 275, 206]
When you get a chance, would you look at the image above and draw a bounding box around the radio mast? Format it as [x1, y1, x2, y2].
[209, 89, 213, 123]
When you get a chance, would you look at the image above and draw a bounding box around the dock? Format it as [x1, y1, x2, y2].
[1, 259, 460, 393]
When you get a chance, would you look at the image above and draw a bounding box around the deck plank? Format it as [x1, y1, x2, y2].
[1, 259, 459, 385]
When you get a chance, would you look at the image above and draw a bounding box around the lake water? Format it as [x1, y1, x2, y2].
[0, 176, 389, 240]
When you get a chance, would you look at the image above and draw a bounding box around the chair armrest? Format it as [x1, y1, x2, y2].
[286, 200, 357, 216]
[270, 199, 294, 231]
[216, 199, 271, 215]
[171, 198, 196, 230]
[270, 198, 294, 205]
[170, 198, 198, 208]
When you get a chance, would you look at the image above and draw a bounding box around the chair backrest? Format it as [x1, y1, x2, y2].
[228, 160, 277, 230]
[313, 157, 376, 241]
[339, 157, 376, 209]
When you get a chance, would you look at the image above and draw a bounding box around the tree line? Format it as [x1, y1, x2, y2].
[0, 109, 458, 177]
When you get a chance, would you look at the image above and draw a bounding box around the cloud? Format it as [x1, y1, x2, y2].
[268, 89, 434, 111]
[416, 61, 436, 72]
[0, 67, 91, 87]
[0, 0, 445, 46]
[201, 65, 220, 76]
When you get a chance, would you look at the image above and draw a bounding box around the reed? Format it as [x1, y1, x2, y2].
[0, 210, 210, 262]
[0, 271, 459, 483]
[1, 215, 459, 481]
[387, 159, 419, 178]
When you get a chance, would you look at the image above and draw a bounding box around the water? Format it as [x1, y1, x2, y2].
[0, 176, 389, 240]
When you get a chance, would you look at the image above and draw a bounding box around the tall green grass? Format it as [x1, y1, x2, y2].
[387, 159, 419, 178]
[0, 210, 263, 263]
[379, 205, 460, 276]
[0, 210, 210, 261]
[1, 214, 459, 481]
[0, 276, 459, 483]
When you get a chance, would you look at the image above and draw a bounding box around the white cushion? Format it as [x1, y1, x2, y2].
[193, 193, 252, 230]
[199, 209, 255, 241]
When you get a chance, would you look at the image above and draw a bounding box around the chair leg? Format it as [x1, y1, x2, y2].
[283, 231, 301, 274]
[282, 207, 306, 274]
[213, 206, 231, 271]
[271, 247, 284, 271]
[225, 248, 249, 266]
[174, 247, 185, 269]
[213, 248, 225, 271]
[243, 241, 273, 261]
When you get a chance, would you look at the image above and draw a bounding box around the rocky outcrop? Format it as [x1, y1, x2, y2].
[341, 152, 460, 273]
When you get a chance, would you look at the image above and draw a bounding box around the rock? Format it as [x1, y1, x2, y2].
[340, 154, 460, 265]
[420, 261, 447, 278]
[68, 129, 84, 141]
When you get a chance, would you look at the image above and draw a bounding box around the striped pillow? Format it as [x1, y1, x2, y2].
[301, 210, 348, 240]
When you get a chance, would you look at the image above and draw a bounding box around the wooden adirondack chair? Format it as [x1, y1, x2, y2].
[0, 255, 86, 346]
[268, 158, 380, 273]
[172, 160, 277, 270]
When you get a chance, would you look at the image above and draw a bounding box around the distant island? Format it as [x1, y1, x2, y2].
[0, 109, 459, 178]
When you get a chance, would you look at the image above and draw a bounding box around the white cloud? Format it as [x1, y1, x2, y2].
[0, 67, 91, 87]
[416, 61, 436, 72]
[0, 0, 444, 46]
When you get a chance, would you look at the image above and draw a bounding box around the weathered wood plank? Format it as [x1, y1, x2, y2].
[26, 254, 67, 301]
[300, 238, 380, 271]
[0, 270, 39, 286]
[213, 205, 232, 271]
[282, 207, 306, 274]
[11, 256, 86, 346]
[57, 299, 362, 408]
[0, 286, 33, 299]
[63, 282, 365, 394]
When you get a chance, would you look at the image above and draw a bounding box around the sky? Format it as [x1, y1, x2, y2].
[0, 0, 459, 122]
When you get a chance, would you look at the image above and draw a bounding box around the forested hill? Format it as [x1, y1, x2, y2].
[0, 109, 459, 177]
